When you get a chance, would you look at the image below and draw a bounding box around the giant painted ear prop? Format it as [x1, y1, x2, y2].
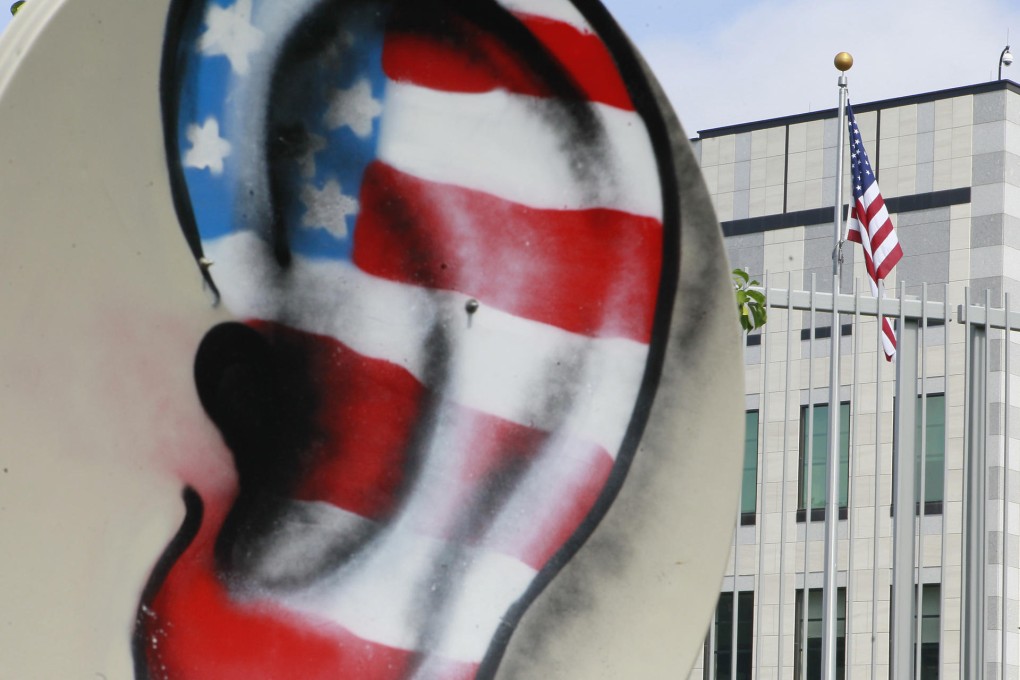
[0, 0, 742, 678]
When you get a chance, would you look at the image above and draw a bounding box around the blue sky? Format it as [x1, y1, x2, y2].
[602, 0, 1020, 134]
[1, 1, 1018, 134]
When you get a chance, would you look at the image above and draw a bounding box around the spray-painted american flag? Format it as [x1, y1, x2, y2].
[846, 102, 903, 360]
[138, 0, 671, 677]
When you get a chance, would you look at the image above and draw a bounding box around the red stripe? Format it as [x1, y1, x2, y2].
[249, 321, 425, 521]
[862, 194, 885, 226]
[852, 200, 881, 281]
[382, 9, 634, 110]
[868, 215, 894, 250]
[882, 317, 897, 360]
[882, 318, 897, 343]
[514, 14, 634, 110]
[859, 244, 877, 282]
[874, 242, 904, 281]
[847, 210, 862, 243]
[868, 219, 893, 254]
[353, 162, 661, 342]
[243, 322, 616, 569]
[142, 499, 478, 680]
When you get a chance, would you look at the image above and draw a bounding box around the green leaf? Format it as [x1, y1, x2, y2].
[746, 290, 766, 304]
[732, 267, 767, 333]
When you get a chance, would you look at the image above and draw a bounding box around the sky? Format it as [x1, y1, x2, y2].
[0, 0, 1018, 134]
[601, 0, 1020, 135]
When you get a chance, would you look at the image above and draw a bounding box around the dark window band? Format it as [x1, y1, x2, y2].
[722, 187, 970, 238]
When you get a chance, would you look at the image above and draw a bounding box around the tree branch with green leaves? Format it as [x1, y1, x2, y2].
[733, 268, 767, 332]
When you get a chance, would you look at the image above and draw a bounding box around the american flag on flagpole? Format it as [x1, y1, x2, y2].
[845, 102, 904, 360]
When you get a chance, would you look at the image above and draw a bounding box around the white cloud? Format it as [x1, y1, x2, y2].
[607, 0, 1020, 134]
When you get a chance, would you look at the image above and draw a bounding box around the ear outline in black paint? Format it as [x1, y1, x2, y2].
[152, 1, 682, 677]
[132, 487, 204, 680]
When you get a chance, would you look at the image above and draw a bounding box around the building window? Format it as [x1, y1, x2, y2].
[887, 583, 941, 678]
[742, 411, 759, 526]
[798, 402, 850, 521]
[917, 584, 941, 679]
[708, 590, 754, 680]
[915, 395, 945, 515]
[794, 587, 846, 680]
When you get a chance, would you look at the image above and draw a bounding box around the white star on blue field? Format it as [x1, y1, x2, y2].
[176, 0, 388, 262]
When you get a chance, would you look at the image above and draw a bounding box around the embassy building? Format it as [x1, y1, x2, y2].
[686, 79, 1020, 680]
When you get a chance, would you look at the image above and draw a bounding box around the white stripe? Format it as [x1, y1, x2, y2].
[376, 82, 663, 219]
[273, 501, 538, 662]
[494, 0, 593, 33]
[204, 232, 648, 457]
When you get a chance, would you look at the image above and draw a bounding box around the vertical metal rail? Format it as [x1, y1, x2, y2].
[708, 607, 717, 680]
[870, 284, 885, 680]
[731, 286, 747, 680]
[962, 287, 972, 680]
[1003, 292, 1012, 680]
[963, 287, 989, 679]
[891, 280, 919, 680]
[822, 271, 842, 677]
[915, 284, 930, 680]
[742, 280, 969, 679]
[845, 280, 862, 677]
[984, 290, 991, 680]
[755, 272, 771, 679]
[801, 275, 818, 680]
[732, 287, 747, 680]
[778, 272, 795, 680]
[939, 288, 949, 679]
[731, 493, 739, 680]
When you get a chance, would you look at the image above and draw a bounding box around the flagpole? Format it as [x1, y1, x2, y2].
[823, 51, 852, 680]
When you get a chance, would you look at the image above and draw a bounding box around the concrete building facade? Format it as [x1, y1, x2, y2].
[686, 80, 1020, 680]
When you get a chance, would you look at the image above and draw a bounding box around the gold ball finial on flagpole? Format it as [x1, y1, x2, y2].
[834, 52, 854, 72]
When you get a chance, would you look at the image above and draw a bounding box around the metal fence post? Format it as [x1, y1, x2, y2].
[891, 317, 919, 680]
[963, 313, 988, 679]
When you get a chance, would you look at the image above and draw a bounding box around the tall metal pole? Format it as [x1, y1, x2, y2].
[822, 52, 852, 680]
